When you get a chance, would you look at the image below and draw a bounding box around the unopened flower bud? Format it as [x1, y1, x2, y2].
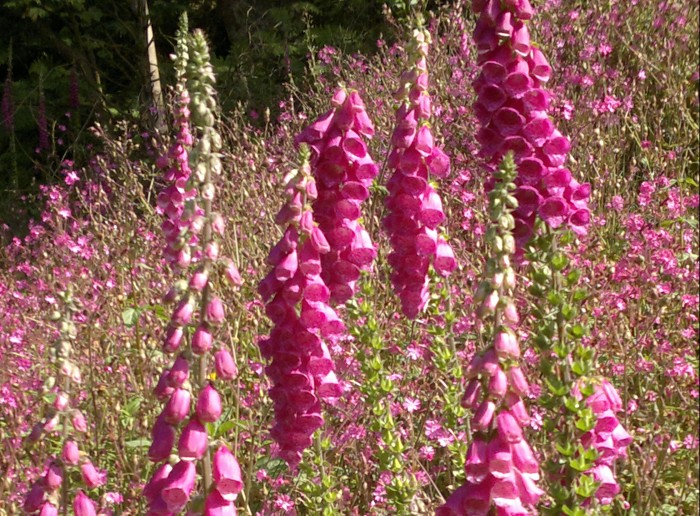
[205, 297, 225, 325]
[72, 410, 87, 433]
[214, 349, 237, 380]
[205, 241, 219, 261]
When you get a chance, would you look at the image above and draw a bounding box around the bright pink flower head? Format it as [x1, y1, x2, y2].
[196, 383, 223, 422]
[39, 502, 58, 516]
[213, 445, 244, 501]
[161, 460, 196, 512]
[297, 87, 377, 306]
[214, 349, 238, 380]
[62, 440, 80, 465]
[80, 460, 104, 488]
[204, 489, 237, 515]
[382, 30, 456, 318]
[149, 415, 176, 463]
[258, 152, 343, 464]
[206, 296, 226, 325]
[73, 491, 97, 516]
[163, 388, 191, 424]
[178, 417, 208, 459]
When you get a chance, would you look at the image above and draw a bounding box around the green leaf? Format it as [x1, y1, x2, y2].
[545, 378, 568, 397]
[122, 397, 142, 417]
[122, 307, 140, 327]
[569, 324, 586, 339]
[556, 441, 575, 456]
[547, 291, 564, 306]
[572, 289, 588, 302]
[565, 269, 581, 286]
[551, 253, 569, 271]
[561, 303, 577, 321]
[568, 454, 591, 472]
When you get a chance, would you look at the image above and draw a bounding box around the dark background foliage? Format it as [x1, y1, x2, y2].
[0, 0, 443, 217]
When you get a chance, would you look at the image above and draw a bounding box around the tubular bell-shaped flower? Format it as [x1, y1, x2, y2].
[145, 21, 244, 512]
[258, 145, 343, 467]
[438, 154, 542, 515]
[472, 0, 590, 250]
[296, 86, 378, 306]
[383, 27, 457, 319]
[574, 378, 631, 506]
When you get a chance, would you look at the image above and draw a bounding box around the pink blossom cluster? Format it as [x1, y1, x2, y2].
[146, 284, 243, 513]
[296, 87, 378, 305]
[383, 28, 457, 319]
[576, 378, 632, 506]
[439, 337, 543, 514]
[155, 89, 198, 270]
[258, 152, 343, 467]
[471, 0, 591, 247]
[144, 445, 243, 514]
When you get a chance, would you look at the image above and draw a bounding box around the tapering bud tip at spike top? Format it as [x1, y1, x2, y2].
[383, 28, 457, 319]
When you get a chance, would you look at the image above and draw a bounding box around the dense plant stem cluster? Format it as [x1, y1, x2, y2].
[383, 27, 457, 319]
[144, 29, 243, 514]
[471, 0, 591, 249]
[438, 153, 542, 515]
[526, 229, 631, 513]
[296, 86, 378, 306]
[23, 287, 103, 516]
[258, 145, 343, 467]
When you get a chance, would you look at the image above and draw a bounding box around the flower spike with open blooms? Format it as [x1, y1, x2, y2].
[383, 27, 457, 319]
[438, 153, 542, 515]
[258, 144, 343, 468]
[296, 86, 378, 306]
[156, 13, 197, 271]
[145, 26, 243, 513]
[471, 0, 591, 249]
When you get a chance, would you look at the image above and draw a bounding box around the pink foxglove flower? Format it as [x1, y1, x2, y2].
[73, 491, 97, 516]
[212, 444, 244, 501]
[196, 383, 223, 422]
[438, 155, 541, 514]
[177, 417, 208, 459]
[161, 459, 196, 511]
[258, 147, 343, 466]
[297, 87, 378, 305]
[383, 29, 456, 318]
[575, 378, 632, 505]
[472, 0, 590, 250]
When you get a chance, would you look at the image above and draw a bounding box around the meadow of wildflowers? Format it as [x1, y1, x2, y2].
[0, 0, 697, 514]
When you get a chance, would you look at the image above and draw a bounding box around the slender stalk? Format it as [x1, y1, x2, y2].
[61, 374, 71, 516]
[198, 134, 214, 491]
